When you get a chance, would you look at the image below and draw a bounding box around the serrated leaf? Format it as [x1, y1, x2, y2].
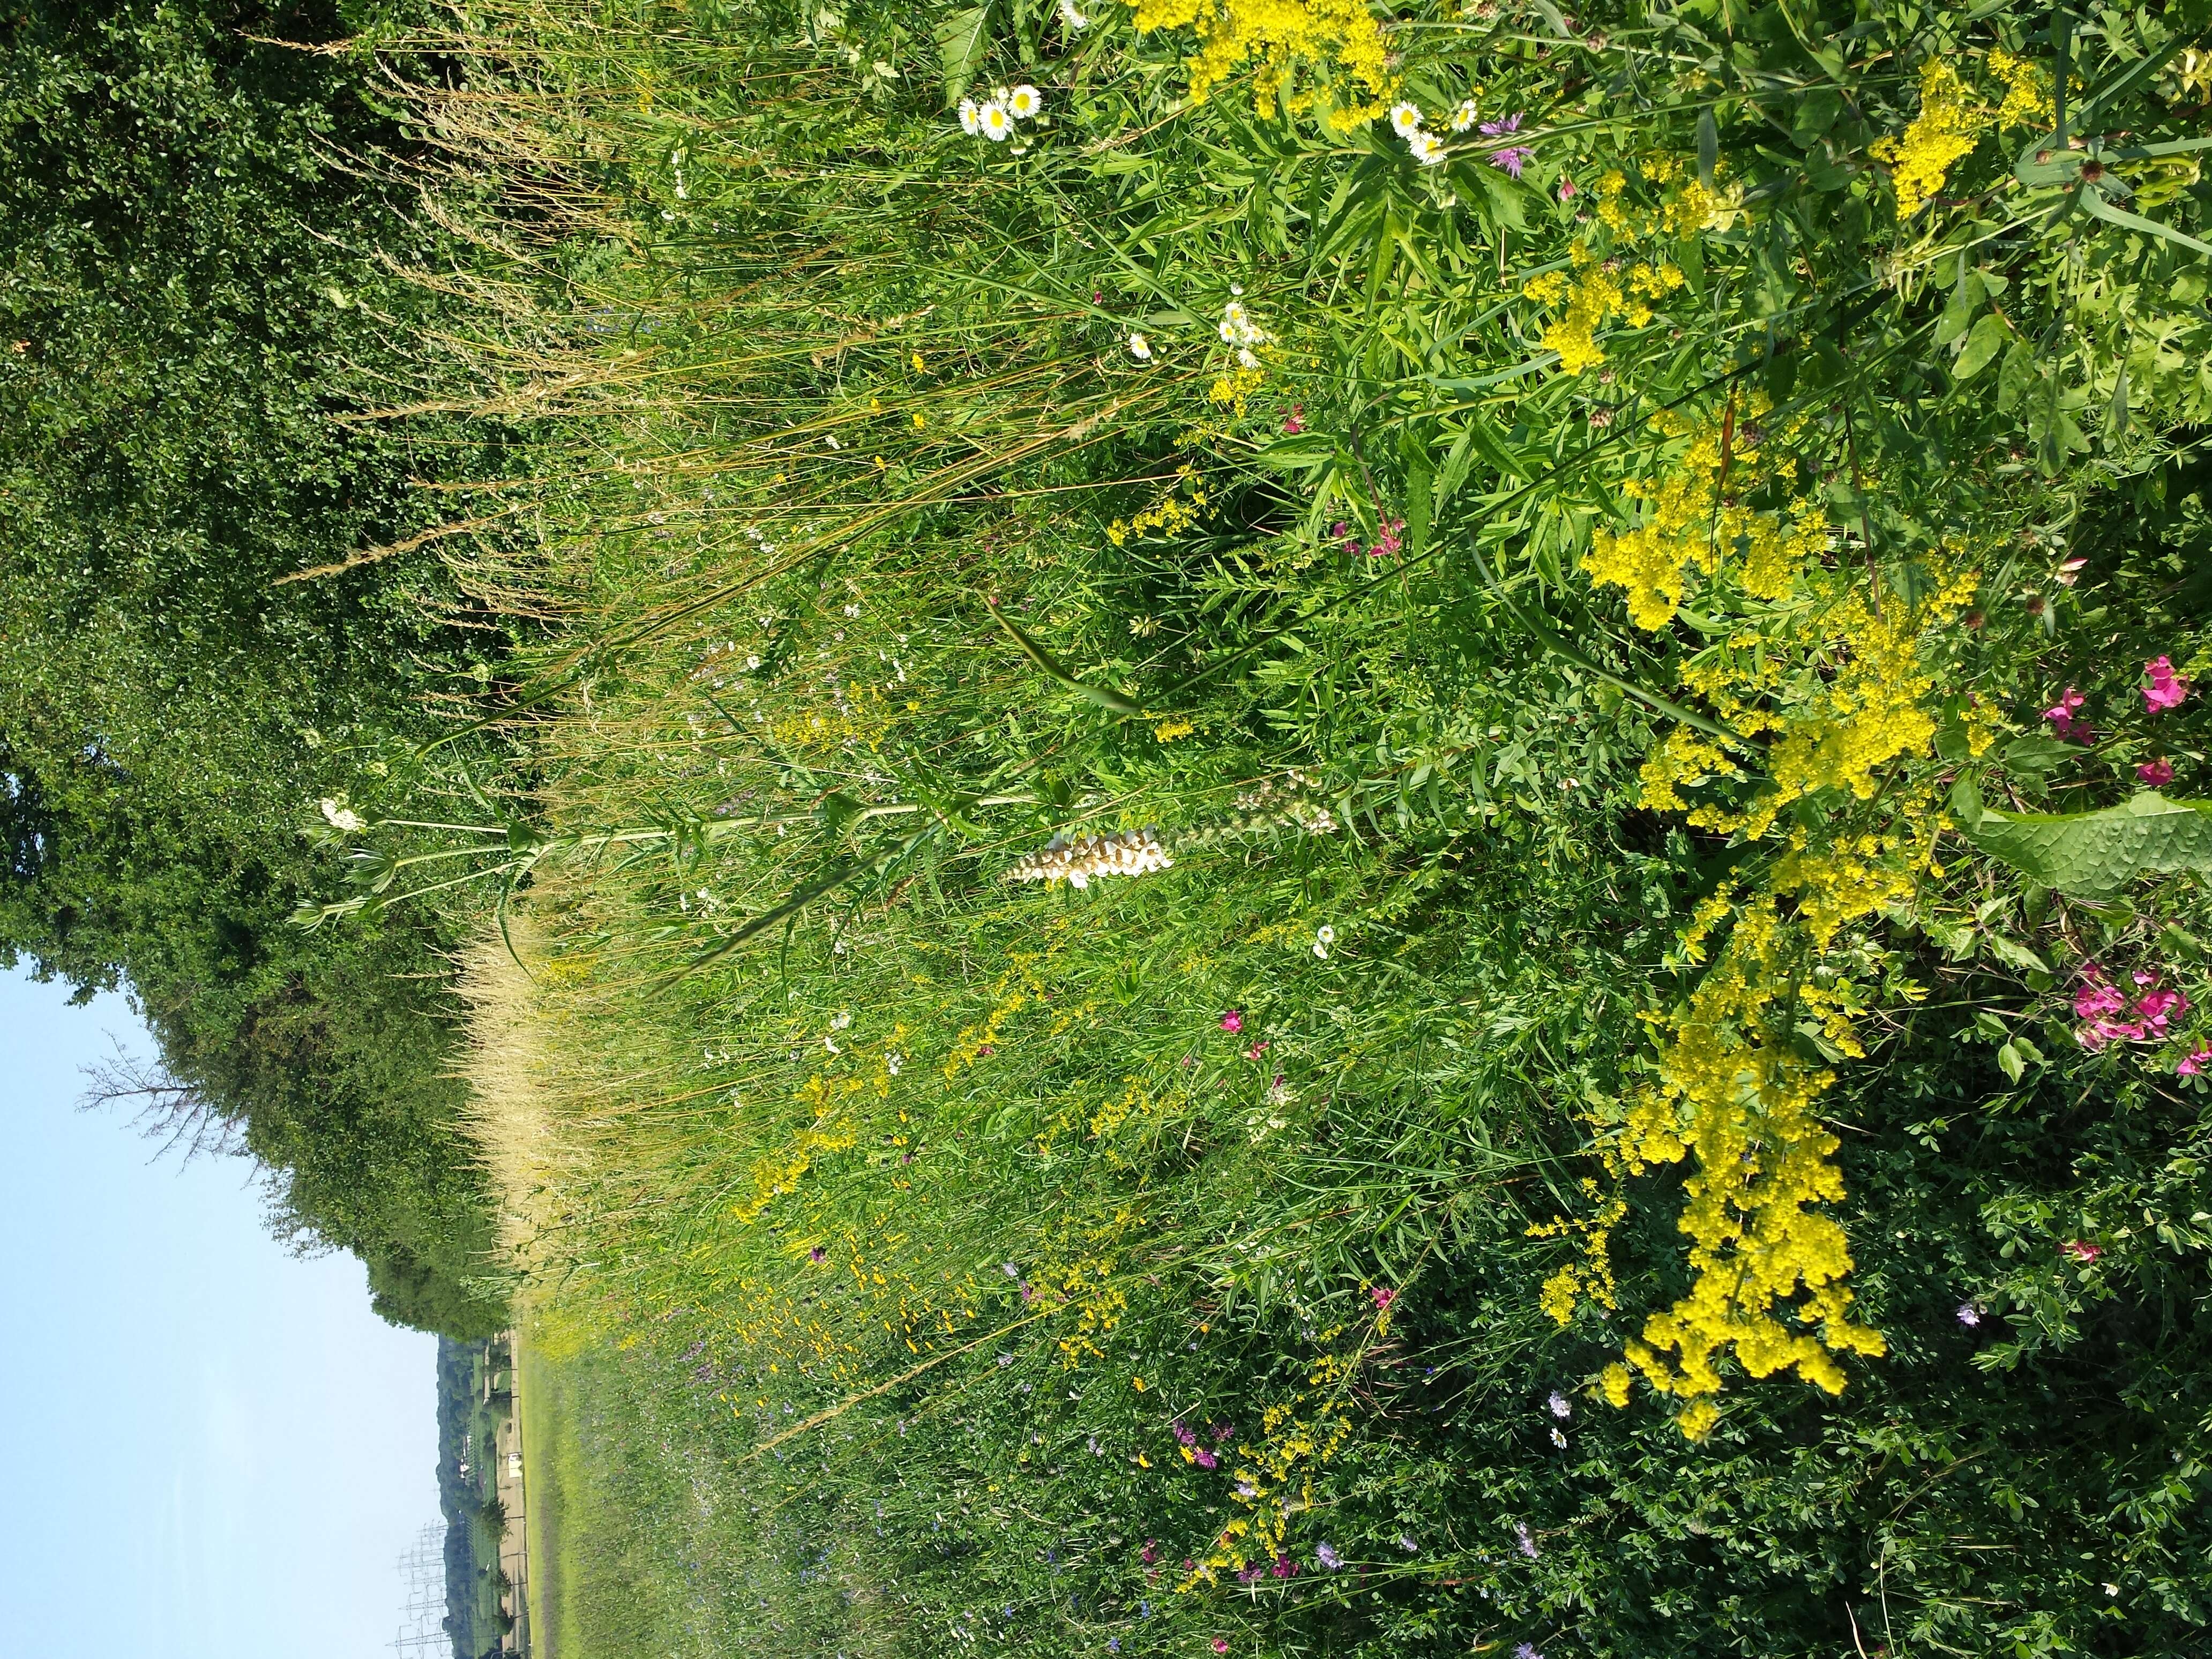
[935, 5, 989, 107]
[1959, 790, 2212, 898]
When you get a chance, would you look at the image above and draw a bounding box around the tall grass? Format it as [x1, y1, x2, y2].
[356, 2, 2212, 1653]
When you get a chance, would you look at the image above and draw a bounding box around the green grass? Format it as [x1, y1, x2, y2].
[330, 2, 2212, 1654]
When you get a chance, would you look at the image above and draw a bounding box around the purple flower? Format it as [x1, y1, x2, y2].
[1193, 1447, 1218, 1470]
[1515, 1646, 1546, 1659]
[808, 1245, 826, 1262]
[1316, 1542, 1343, 1570]
[1173, 1419, 1197, 1446]
[1546, 1391, 1571, 1419]
[1955, 1302, 1981, 1327]
[1478, 113, 1523, 137]
[1516, 1521, 1538, 1559]
[1489, 146, 1535, 178]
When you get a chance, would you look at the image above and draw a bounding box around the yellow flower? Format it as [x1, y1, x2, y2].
[1871, 60, 1990, 219]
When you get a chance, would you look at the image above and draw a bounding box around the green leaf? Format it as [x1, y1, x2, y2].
[1697, 109, 1718, 188]
[1997, 1040, 2026, 1083]
[986, 599, 1145, 717]
[935, 6, 989, 108]
[1954, 312, 2010, 379]
[1958, 790, 2212, 898]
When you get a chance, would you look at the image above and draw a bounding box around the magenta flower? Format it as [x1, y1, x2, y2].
[1272, 1555, 1297, 1578]
[1489, 145, 1535, 177]
[2144, 655, 2191, 713]
[809, 1245, 826, 1262]
[1282, 404, 1305, 435]
[2139, 758, 2176, 786]
[1558, 177, 1578, 199]
[1193, 1446, 1217, 1470]
[2137, 988, 2188, 1035]
[1372, 516, 1404, 557]
[2061, 1239, 2103, 1264]
[1212, 1640, 1230, 1655]
[2074, 968, 2127, 1022]
[1220, 1010, 1243, 1034]
[1372, 1286, 1396, 1311]
[2043, 686, 2090, 742]
[1237, 1563, 1265, 1585]
[1244, 1040, 1269, 1060]
[2178, 1045, 2212, 1077]
[1172, 1419, 1196, 1446]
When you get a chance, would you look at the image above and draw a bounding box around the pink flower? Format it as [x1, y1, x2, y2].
[1220, 1011, 1243, 1034]
[1172, 1419, 1196, 1446]
[1558, 177, 1578, 199]
[1244, 1040, 1269, 1060]
[1141, 1540, 1158, 1564]
[2074, 967, 2127, 1022]
[2053, 556, 2088, 586]
[2139, 758, 2176, 786]
[2137, 988, 2188, 1035]
[1282, 404, 1305, 435]
[2079, 1017, 2147, 1049]
[1372, 1286, 1396, 1311]
[2044, 686, 2089, 741]
[809, 1245, 826, 1262]
[1213, 1640, 1230, 1654]
[1237, 1563, 1265, 1584]
[1372, 516, 1404, 557]
[2061, 1239, 2103, 1264]
[1193, 1446, 1217, 1470]
[1272, 1555, 1298, 1578]
[2144, 655, 2190, 713]
[2178, 1045, 2212, 1077]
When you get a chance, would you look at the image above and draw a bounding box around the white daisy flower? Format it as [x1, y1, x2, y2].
[1057, 0, 1087, 27]
[1409, 130, 1446, 167]
[1389, 101, 1424, 139]
[978, 101, 1012, 141]
[1127, 332, 1152, 361]
[959, 99, 981, 136]
[1237, 346, 1259, 369]
[1007, 85, 1042, 120]
[1449, 99, 1479, 132]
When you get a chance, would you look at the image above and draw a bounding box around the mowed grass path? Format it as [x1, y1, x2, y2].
[517, 1330, 571, 1659]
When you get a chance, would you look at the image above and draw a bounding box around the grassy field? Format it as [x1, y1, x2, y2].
[329, 2, 2212, 1654]
[516, 1333, 568, 1659]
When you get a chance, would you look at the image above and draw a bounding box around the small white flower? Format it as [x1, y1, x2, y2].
[1317, 925, 1336, 945]
[958, 99, 981, 136]
[843, 602, 860, 616]
[886, 1053, 903, 1076]
[1449, 99, 1479, 132]
[824, 1035, 841, 1054]
[1230, 282, 1244, 296]
[1389, 101, 1424, 139]
[1313, 941, 1329, 959]
[1550, 1425, 1568, 1448]
[318, 798, 365, 834]
[979, 101, 1013, 141]
[831, 1011, 851, 1029]
[1237, 346, 1259, 369]
[1007, 85, 1042, 120]
[1126, 332, 1152, 361]
[1409, 131, 1446, 167]
[1057, 0, 1087, 28]
[745, 654, 761, 670]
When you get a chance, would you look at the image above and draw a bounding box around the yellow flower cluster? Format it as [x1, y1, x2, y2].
[1133, 0, 1392, 122]
[1597, 897, 1889, 1439]
[1526, 252, 1684, 377]
[1108, 467, 1211, 545]
[731, 1107, 860, 1223]
[1585, 400, 1821, 631]
[1183, 1382, 1353, 1586]
[1988, 47, 2053, 130]
[1872, 59, 1989, 219]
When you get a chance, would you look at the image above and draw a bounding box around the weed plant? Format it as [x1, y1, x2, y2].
[320, 1, 2212, 1651]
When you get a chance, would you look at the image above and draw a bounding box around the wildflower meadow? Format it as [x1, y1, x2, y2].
[23, 0, 2212, 1654]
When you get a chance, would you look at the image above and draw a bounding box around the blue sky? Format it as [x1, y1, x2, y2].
[0, 969, 439, 1659]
